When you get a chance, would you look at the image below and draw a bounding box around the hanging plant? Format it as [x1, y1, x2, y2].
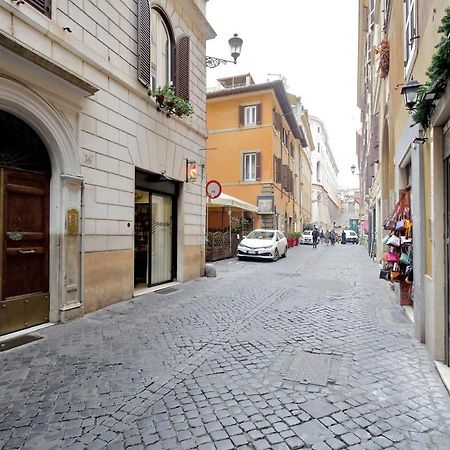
[376, 38, 390, 80]
[412, 6, 450, 129]
[148, 85, 193, 118]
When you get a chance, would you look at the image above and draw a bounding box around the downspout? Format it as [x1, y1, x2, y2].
[411, 129, 426, 343]
[80, 181, 85, 309]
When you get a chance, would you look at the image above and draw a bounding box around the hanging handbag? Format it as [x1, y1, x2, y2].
[387, 234, 401, 247]
[405, 265, 413, 283]
[383, 252, 399, 263]
[383, 219, 396, 231]
[395, 219, 406, 232]
[379, 269, 390, 281]
[390, 271, 405, 282]
[400, 252, 410, 265]
[382, 234, 390, 245]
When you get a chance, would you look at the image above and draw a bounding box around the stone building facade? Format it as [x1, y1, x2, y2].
[0, 0, 214, 336]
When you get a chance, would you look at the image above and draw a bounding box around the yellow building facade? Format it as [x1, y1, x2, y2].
[206, 76, 312, 233]
[358, 0, 450, 378]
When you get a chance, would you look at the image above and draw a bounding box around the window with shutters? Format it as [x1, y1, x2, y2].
[243, 152, 261, 181]
[138, 3, 188, 95]
[243, 153, 257, 181]
[403, 0, 417, 75]
[25, 0, 51, 17]
[244, 105, 257, 126]
[151, 9, 171, 90]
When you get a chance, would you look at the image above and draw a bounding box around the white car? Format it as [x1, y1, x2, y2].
[300, 230, 314, 245]
[237, 229, 288, 261]
[344, 229, 359, 244]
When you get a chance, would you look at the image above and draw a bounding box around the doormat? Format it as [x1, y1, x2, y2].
[155, 287, 179, 295]
[0, 334, 43, 352]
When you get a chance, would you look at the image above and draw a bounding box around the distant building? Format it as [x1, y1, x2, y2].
[309, 116, 340, 230]
[206, 75, 312, 233]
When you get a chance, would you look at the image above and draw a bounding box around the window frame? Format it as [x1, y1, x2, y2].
[243, 152, 257, 181]
[403, 0, 418, 76]
[150, 7, 174, 90]
[244, 105, 257, 126]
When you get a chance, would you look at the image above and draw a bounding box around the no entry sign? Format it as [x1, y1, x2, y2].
[206, 180, 222, 199]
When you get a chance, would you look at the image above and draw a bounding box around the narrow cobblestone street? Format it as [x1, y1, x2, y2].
[2, 244, 450, 450]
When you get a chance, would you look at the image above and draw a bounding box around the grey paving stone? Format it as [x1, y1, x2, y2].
[292, 420, 334, 446]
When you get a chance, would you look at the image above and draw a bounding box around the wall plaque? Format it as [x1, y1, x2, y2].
[67, 208, 79, 234]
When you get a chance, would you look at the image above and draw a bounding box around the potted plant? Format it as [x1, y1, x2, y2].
[149, 85, 193, 118]
[376, 38, 389, 80]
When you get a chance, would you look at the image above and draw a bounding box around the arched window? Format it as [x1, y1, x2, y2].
[137, 2, 190, 99]
[151, 9, 171, 90]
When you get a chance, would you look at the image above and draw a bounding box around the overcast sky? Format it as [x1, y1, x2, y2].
[206, 0, 360, 189]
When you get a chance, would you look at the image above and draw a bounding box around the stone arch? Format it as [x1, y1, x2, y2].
[0, 76, 80, 176]
[0, 76, 82, 325]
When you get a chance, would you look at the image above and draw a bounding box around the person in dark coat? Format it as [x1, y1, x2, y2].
[312, 227, 320, 249]
[341, 229, 347, 244]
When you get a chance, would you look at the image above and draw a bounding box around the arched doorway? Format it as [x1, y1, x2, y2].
[0, 111, 52, 335]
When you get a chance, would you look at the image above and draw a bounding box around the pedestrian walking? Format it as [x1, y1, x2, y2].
[312, 226, 320, 249]
[341, 229, 347, 244]
[330, 229, 336, 246]
[324, 230, 330, 246]
[320, 229, 324, 245]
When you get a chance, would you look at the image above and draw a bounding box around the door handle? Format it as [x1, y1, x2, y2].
[19, 250, 36, 254]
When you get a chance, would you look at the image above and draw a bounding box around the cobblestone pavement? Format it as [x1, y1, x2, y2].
[2, 244, 450, 450]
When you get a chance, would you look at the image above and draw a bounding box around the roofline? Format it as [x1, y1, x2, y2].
[207, 80, 303, 141]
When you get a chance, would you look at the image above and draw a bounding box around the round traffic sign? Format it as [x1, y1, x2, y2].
[206, 179, 222, 199]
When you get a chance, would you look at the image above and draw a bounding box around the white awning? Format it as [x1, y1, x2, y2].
[207, 193, 258, 212]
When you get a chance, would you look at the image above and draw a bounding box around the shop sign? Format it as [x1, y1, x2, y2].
[257, 195, 275, 214]
[67, 208, 79, 234]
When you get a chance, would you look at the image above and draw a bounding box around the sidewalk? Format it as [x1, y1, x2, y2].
[1, 244, 450, 449]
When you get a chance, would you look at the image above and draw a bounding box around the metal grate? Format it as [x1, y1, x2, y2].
[283, 351, 338, 386]
[155, 287, 179, 295]
[0, 334, 43, 352]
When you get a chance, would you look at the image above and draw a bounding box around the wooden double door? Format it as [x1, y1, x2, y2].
[0, 168, 50, 336]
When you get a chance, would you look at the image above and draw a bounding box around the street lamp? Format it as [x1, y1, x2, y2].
[350, 164, 359, 175]
[400, 79, 422, 111]
[206, 33, 243, 68]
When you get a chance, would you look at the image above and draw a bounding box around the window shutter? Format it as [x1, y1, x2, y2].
[256, 104, 262, 125]
[256, 153, 262, 181]
[137, 0, 151, 87]
[242, 154, 246, 181]
[281, 164, 288, 190]
[276, 157, 281, 183]
[239, 106, 245, 126]
[277, 113, 282, 132]
[176, 35, 190, 100]
[25, 0, 51, 17]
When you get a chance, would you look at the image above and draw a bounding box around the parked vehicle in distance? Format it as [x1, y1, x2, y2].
[344, 229, 359, 244]
[237, 229, 287, 261]
[300, 230, 314, 245]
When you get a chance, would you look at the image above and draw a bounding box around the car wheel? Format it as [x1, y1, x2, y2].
[273, 249, 279, 261]
[282, 247, 287, 258]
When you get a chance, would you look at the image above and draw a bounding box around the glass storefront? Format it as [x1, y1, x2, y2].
[134, 170, 177, 288]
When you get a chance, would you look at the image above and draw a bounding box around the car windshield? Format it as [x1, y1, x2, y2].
[303, 231, 312, 235]
[247, 231, 275, 240]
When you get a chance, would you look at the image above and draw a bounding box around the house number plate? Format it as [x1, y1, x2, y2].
[67, 208, 79, 235]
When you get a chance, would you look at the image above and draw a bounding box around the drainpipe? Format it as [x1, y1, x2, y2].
[411, 129, 426, 343]
[80, 181, 85, 309]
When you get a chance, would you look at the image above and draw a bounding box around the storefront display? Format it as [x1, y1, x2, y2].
[379, 189, 413, 305]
